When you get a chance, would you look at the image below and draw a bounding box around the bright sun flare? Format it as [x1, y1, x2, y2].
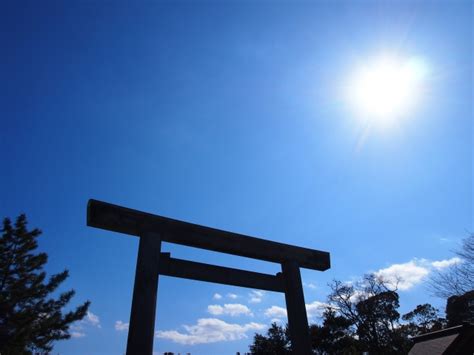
[349, 56, 427, 125]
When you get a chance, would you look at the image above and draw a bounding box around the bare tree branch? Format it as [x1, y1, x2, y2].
[428, 234, 474, 298]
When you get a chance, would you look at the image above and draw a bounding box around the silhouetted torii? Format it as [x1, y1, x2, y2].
[87, 199, 330, 354]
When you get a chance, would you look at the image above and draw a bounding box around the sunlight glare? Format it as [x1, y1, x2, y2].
[348, 55, 427, 125]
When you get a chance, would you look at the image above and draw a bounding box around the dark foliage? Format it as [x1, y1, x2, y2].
[446, 290, 474, 327]
[250, 274, 446, 354]
[402, 303, 446, 334]
[249, 322, 290, 354]
[310, 309, 360, 354]
[0, 215, 90, 355]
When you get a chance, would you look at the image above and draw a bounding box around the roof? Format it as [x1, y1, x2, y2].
[408, 323, 474, 355]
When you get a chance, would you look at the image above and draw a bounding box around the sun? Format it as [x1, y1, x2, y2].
[348, 55, 427, 125]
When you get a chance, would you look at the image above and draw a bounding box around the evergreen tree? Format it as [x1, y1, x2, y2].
[249, 323, 290, 354]
[446, 290, 474, 327]
[310, 309, 359, 354]
[0, 215, 90, 354]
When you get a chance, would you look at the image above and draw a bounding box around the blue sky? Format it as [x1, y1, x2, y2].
[1, 1, 472, 354]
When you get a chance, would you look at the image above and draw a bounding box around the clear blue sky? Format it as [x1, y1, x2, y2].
[1, 1, 472, 354]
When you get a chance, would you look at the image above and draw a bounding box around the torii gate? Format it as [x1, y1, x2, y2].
[87, 199, 330, 354]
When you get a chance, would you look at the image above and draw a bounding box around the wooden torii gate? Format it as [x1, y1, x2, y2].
[87, 199, 330, 355]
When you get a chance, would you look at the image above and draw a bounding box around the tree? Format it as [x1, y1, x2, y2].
[249, 322, 290, 355]
[429, 234, 474, 298]
[445, 290, 474, 327]
[0, 215, 90, 354]
[402, 303, 445, 335]
[324, 275, 450, 353]
[310, 309, 359, 354]
[326, 274, 411, 354]
[249, 275, 445, 354]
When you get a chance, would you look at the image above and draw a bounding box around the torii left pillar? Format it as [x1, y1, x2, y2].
[126, 232, 162, 355]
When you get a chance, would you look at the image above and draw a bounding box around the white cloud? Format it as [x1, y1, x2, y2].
[208, 305, 224, 315]
[248, 290, 265, 304]
[431, 257, 462, 270]
[85, 311, 101, 328]
[155, 318, 265, 345]
[349, 289, 371, 303]
[264, 301, 328, 321]
[213, 293, 223, 300]
[375, 256, 465, 291]
[306, 301, 330, 319]
[207, 303, 253, 317]
[227, 293, 238, 299]
[304, 282, 317, 290]
[264, 306, 287, 319]
[71, 331, 86, 338]
[375, 260, 429, 290]
[115, 320, 129, 331]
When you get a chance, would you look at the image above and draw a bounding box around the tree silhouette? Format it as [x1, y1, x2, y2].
[0, 215, 90, 354]
[249, 275, 445, 354]
[446, 290, 474, 327]
[310, 309, 359, 354]
[402, 303, 445, 334]
[249, 322, 290, 354]
[326, 275, 411, 354]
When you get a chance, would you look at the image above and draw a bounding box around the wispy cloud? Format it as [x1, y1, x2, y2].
[439, 237, 452, 244]
[304, 282, 317, 290]
[69, 311, 101, 338]
[71, 331, 86, 338]
[85, 311, 101, 328]
[431, 257, 461, 270]
[227, 293, 238, 299]
[207, 303, 253, 317]
[213, 293, 223, 300]
[115, 320, 129, 331]
[248, 290, 265, 304]
[70, 324, 86, 338]
[155, 318, 265, 345]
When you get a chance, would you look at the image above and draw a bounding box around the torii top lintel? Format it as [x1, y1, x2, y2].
[87, 199, 330, 271]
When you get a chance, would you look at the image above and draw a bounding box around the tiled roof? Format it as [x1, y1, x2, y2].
[408, 323, 474, 355]
[409, 334, 458, 355]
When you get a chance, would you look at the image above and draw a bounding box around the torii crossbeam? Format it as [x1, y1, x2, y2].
[87, 199, 330, 354]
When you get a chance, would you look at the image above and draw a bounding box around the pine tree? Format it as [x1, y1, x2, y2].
[0, 214, 90, 354]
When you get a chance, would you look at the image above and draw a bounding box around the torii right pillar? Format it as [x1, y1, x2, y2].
[282, 260, 312, 354]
